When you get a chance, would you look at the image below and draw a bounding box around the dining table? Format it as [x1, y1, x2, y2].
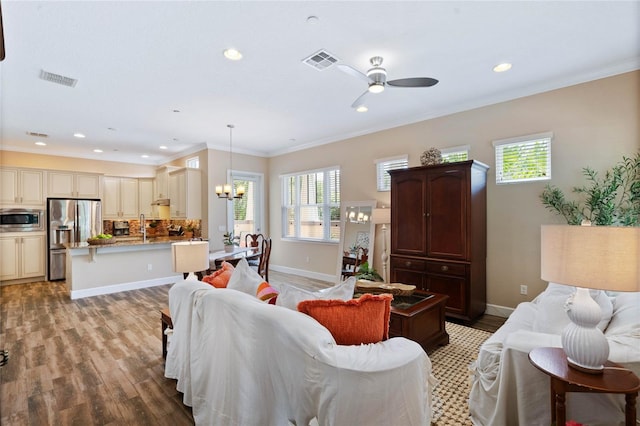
[209, 246, 261, 270]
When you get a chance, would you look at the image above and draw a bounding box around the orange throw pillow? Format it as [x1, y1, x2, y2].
[297, 293, 393, 345]
[202, 262, 235, 288]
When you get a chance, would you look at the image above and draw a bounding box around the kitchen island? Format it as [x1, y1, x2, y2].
[65, 236, 192, 299]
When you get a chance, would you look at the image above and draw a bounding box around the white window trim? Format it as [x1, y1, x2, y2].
[492, 131, 553, 185]
[281, 165, 340, 243]
[375, 154, 409, 192]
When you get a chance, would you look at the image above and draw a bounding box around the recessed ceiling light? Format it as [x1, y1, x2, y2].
[493, 63, 512, 73]
[141, 154, 149, 158]
[356, 105, 368, 113]
[306, 15, 319, 24]
[74, 133, 86, 138]
[159, 145, 168, 150]
[93, 149, 103, 153]
[223, 48, 243, 61]
[35, 141, 47, 146]
[107, 127, 116, 131]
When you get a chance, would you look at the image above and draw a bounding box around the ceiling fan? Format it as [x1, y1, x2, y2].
[337, 56, 438, 110]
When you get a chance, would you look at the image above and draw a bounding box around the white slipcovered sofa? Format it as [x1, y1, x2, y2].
[165, 277, 434, 426]
[469, 283, 640, 426]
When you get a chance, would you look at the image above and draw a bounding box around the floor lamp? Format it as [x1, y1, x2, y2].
[171, 241, 210, 281]
[541, 225, 640, 373]
[372, 208, 391, 283]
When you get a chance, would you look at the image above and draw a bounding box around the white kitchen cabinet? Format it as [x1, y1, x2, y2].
[155, 166, 179, 200]
[47, 171, 102, 199]
[0, 233, 46, 281]
[0, 167, 44, 206]
[168, 168, 201, 219]
[138, 178, 155, 218]
[103, 177, 139, 219]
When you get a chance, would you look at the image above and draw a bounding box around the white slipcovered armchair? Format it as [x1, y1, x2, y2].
[469, 283, 640, 426]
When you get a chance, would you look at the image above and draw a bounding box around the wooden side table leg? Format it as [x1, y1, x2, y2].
[625, 392, 637, 426]
[555, 390, 566, 426]
[549, 381, 557, 425]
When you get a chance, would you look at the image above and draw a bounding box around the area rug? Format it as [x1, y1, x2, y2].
[428, 322, 492, 425]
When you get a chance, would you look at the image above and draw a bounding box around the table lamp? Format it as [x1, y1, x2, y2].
[541, 225, 640, 373]
[372, 207, 391, 282]
[171, 240, 210, 281]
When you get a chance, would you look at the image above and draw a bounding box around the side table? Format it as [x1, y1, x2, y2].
[529, 347, 640, 426]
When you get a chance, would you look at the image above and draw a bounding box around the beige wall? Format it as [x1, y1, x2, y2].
[269, 70, 640, 309]
[0, 151, 157, 177]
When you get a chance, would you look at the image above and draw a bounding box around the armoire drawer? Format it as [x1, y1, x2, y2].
[426, 261, 466, 277]
[390, 257, 426, 272]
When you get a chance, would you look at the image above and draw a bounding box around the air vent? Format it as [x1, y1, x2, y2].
[26, 131, 49, 138]
[302, 49, 339, 71]
[39, 69, 78, 87]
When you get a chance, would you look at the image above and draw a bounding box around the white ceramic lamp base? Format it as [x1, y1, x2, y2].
[561, 287, 609, 374]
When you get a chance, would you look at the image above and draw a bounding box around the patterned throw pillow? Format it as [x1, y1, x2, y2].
[297, 293, 393, 345]
[256, 281, 279, 304]
[202, 262, 234, 288]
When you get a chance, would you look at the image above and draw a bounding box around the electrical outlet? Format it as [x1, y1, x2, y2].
[148, 263, 153, 271]
[520, 285, 528, 295]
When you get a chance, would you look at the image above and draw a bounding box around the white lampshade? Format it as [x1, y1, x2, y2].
[371, 208, 391, 225]
[541, 225, 640, 373]
[541, 225, 640, 292]
[172, 241, 210, 278]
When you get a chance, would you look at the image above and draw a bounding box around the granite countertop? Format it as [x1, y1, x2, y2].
[65, 235, 191, 249]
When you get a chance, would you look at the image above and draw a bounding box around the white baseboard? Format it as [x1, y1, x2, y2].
[485, 303, 514, 318]
[70, 275, 181, 299]
[269, 264, 337, 284]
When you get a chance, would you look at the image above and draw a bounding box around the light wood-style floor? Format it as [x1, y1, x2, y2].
[0, 271, 504, 425]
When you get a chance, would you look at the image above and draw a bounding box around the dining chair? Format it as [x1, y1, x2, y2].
[244, 233, 265, 248]
[341, 247, 364, 280]
[257, 237, 272, 282]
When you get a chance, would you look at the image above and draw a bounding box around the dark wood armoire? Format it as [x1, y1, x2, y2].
[388, 160, 489, 322]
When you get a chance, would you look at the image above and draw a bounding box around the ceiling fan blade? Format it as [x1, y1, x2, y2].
[337, 63, 370, 83]
[387, 77, 438, 88]
[0, 1, 5, 61]
[350, 90, 371, 109]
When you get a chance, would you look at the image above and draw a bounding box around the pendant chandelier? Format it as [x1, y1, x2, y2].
[215, 124, 245, 200]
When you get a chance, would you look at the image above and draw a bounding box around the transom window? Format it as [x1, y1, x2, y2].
[186, 156, 199, 169]
[441, 145, 470, 163]
[281, 166, 340, 242]
[493, 132, 552, 184]
[375, 155, 408, 192]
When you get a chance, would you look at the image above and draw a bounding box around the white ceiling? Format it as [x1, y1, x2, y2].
[1, 1, 638, 166]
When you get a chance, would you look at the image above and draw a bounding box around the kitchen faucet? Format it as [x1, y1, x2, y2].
[140, 214, 146, 242]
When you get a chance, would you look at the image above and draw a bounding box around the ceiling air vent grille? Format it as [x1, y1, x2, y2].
[26, 131, 49, 138]
[39, 69, 78, 87]
[302, 49, 339, 71]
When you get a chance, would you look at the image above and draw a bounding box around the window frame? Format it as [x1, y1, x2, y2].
[186, 156, 199, 169]
[493, 132, 553, 185]
[375, 155, 409, 192]
[281, 165, 341, 243]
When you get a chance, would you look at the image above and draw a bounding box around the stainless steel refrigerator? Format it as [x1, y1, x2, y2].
[47, 198, 102, 281]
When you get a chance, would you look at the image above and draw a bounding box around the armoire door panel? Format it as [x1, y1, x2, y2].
[391, 174, 427, 255]
[427, 170, 468, 260]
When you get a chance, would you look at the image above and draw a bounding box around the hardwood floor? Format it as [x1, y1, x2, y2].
[0, 272, 505, 425]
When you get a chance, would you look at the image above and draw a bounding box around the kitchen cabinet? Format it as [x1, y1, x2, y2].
[138, 178, 155, 218]
[155, 166, 179, 200]
[0, 167, 44, 206]
[0, 233, 46, 281]
[103, 177, 139, 219]
[389, 160, 488, 322]
[47, 171, 102, 199]
[168, 168, 201, 219]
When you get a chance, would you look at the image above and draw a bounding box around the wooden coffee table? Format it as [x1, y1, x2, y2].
[388, 291, 449, 351]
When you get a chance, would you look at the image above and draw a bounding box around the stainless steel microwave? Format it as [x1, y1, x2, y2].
[0, 208, 44, 232]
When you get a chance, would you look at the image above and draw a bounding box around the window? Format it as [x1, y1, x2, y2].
[186, 156, 199, 169]
[375, 155, 408, 191]
[441, 145, 470, 163]
[282, 166, 340, 242]
[493, 132, 552, 184]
